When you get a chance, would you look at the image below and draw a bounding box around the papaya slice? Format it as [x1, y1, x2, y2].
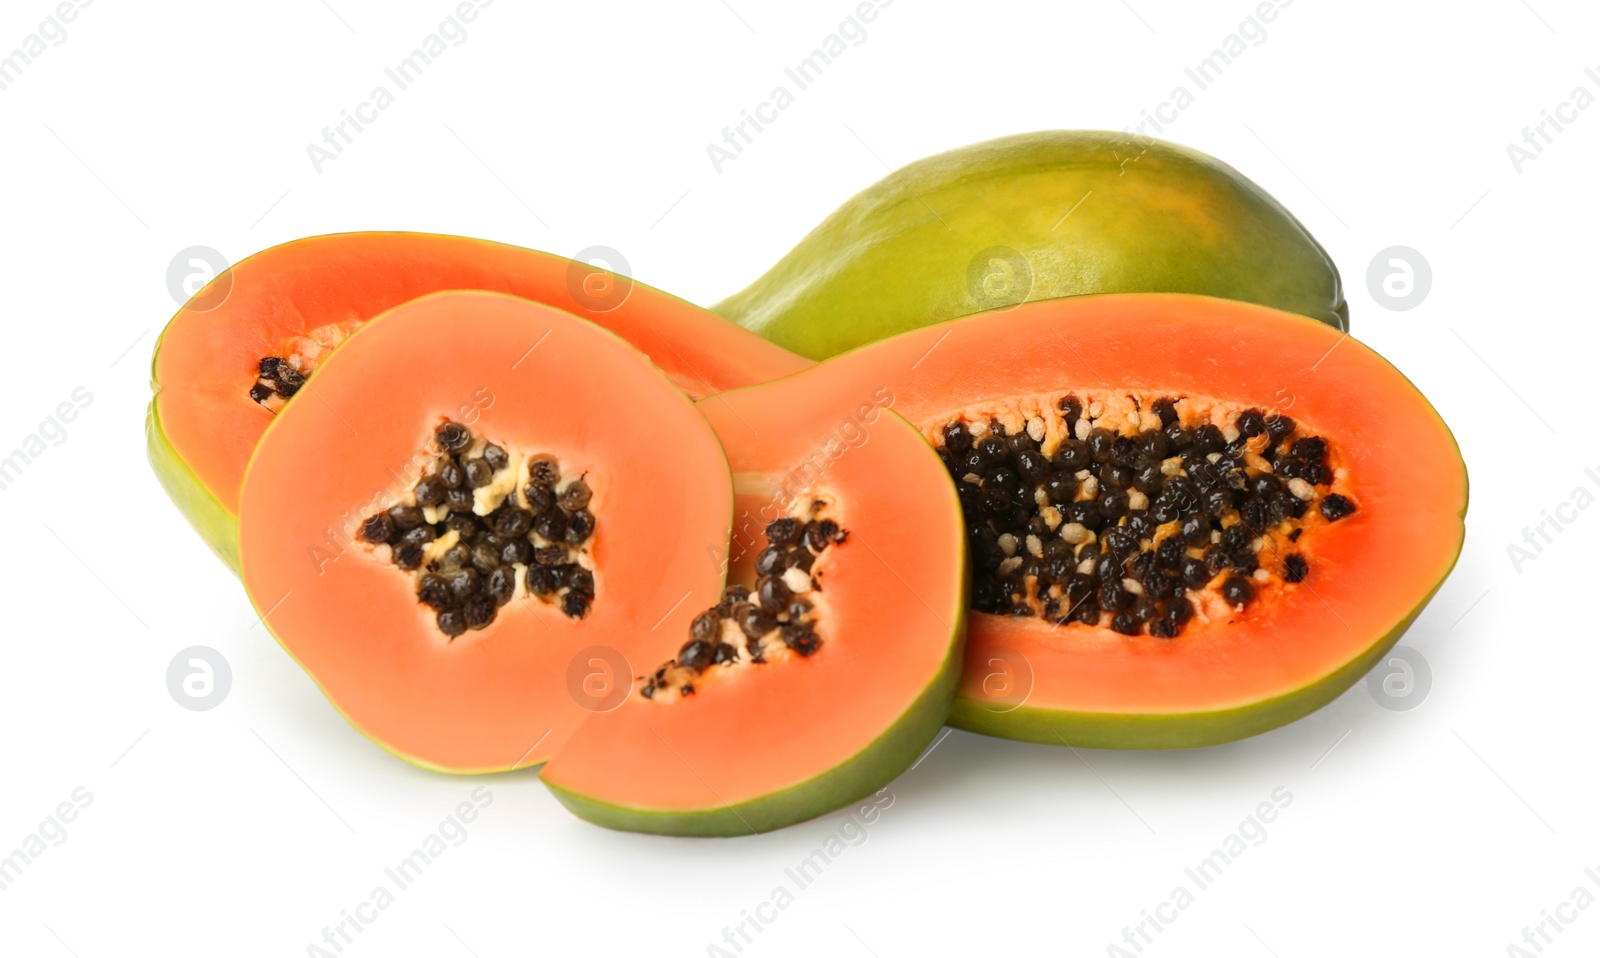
[715, 131, 1347, 360]
[785, 293, 1466, 748]
[236, 291, 733, 772]
[149, 232, 808, 571]
[540, 375, 967, 835]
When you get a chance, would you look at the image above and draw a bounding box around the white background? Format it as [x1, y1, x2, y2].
[0, 1, 1595, 955]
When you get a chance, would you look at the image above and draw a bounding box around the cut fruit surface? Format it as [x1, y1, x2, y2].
[540, 376, 966, 835]
[236, 291, 733, 772]
[787, 293, 1466, 748]
[149, 231, 807, 570]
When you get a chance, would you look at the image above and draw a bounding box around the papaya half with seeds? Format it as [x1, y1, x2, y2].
[541, 369, 967, 836]
[237, 291, 735, 772]
[148, 231, 809, 572]
[714, 131, 1348, 360]
[798, 293, 1465, 748]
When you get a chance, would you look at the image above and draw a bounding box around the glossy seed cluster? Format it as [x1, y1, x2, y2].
[936, 395, 1355, 638]
[357, 419, 597, 638]
[641, 508, 847, 699]
[250, 356, 305, 405]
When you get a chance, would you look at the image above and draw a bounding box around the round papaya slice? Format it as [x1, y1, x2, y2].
[150, 232, 808, 571]
[540, 375, 967, 835]
[785, 293, 1466, 748]
[236, 291, 733, 772]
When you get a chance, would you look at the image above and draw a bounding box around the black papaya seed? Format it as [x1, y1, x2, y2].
[560, 591, 590, 619]
[782, 625, 821, 657]
[942, 422, 972, 454]
[534, 510, 567, 541]
[565, 510, 596, 545]
[482, 443, 509, 472]
[1321, 493, 1356, 522]
[359, 513, 396, 544]
[435, 421, 472, 452]
[463, 458, 494, 488]
[393, 542, 425, 571]
[560, 479, 592, 512]
[766, 517, 800, 547]
[679, 640, 714, 671]
[417, 574, 451, 611]
[527, 455, 560, 487]
[1220, 575, 1255, 606]
[448, 568, 481, 602]
[1284, 553, 1309, 583]
[414, 477, 445, 507]
[690, 610, 721, 642]
[757, 576, 791, 613]
[463, 593, 497, 630]
[437, 609, 468, 638]
[486, 567, 516, 606]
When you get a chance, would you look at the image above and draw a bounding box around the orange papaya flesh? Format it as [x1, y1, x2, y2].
[150, 232, 807, 571]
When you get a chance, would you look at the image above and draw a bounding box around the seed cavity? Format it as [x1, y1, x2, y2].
[934, 393, 1356, 639]
[639, 501, 847, 701]
[356, 419, 600, 638]
[246, 322, 363, 410]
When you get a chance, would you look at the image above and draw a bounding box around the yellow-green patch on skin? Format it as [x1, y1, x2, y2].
[544, 604, 966, 837]
[146, 400, 240, 574]
[950, 532, 1462, 749]
[715, 130, 1348, 360]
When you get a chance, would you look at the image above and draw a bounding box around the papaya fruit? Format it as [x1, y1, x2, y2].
[541, 366, 967, 835]
[715, 131, 1348, 359]
[792, 293, 1465, 747]
[149, 232, 809, 572]
[236, 291, 735, 772]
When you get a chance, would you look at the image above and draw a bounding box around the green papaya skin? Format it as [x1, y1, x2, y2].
[715, 131, 1348, 360]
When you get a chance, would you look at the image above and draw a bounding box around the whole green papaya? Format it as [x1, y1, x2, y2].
[715, 131, 1347, 360]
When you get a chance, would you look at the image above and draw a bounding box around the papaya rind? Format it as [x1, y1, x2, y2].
[146, 397, 240, 575]
[542, 411, 968, 836]
[949, 533, 1462, 749]
[715, 130, 1348, 360]
[544, 614, 964, 837]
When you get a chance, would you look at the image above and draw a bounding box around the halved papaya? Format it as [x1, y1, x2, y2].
[788, 293, 1466, 748]
[236, 291, 733, 772]
[150, 232, 808, 571]
[540, 373, 967, 835]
